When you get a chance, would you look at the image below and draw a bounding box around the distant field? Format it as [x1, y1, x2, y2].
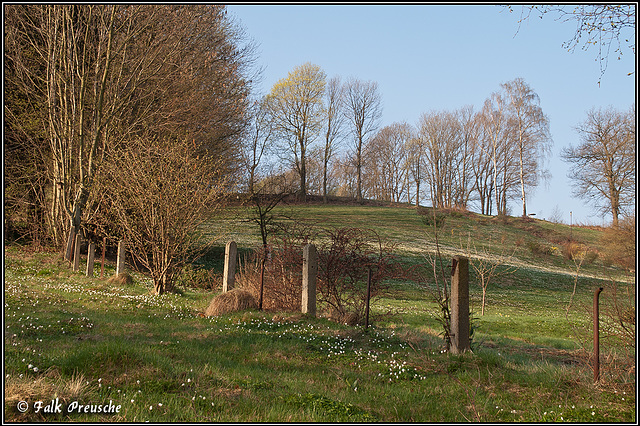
[4, 204, 635, 422]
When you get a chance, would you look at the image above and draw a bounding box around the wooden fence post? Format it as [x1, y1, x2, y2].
[65, 226, 76, 262]
[85, 241, 96, 277]
[73, 233, 82, 272]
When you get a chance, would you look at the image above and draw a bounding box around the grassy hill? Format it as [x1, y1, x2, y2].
[209, 202, 631, 280]
[4, 203, 635, 422]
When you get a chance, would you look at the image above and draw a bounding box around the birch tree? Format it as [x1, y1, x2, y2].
[479, 93, 517, 216]
[502, 78, 552, 218]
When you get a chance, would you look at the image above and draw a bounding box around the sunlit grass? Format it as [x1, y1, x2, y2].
[3, 204, 635, 422]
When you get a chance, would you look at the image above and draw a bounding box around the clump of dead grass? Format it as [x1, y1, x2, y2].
[204, 288, 258, 317]
[106, 272, 133, 286]
[5, 368, 92, 422]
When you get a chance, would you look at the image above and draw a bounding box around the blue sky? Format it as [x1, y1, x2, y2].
[227, 4, 636, 225]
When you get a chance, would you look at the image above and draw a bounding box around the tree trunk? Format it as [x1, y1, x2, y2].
[323, 152, 329, 204]
[519, 140, 527, 218]
[356, 147, 363, 203]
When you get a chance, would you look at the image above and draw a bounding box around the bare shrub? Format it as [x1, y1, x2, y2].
[600, 216, 635, 271]
[204, 288, 257, 317]
[463, 236, 518, 316]
[98, 137, 226, 295]
[316, 227, 400, 325]
[235, 222, 317, 312]
[600, 279, 636, 350]
[560, 240, 580, 260]
[234, 224, 400, 323]
[175, 264, 220, 291]
[565, 255, 635, 386]
[525, 239, 553, 256]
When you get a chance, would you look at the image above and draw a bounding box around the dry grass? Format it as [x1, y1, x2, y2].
[5, 368, 92, 422]
[204, 288, 258, 317]
[106, 272, 133, 286]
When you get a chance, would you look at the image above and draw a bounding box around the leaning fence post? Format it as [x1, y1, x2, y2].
[65, 226, 76, 262]
[223, 241, 237, 293]
[116, 240, 126, 276]
[73, 233, 82, 272]
[85, 241, 96, 277]
[302, 244, 317, 317]
[451, 255, 470, 354]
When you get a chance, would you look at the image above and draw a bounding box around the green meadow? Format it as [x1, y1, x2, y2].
[4, 204, 635, 422]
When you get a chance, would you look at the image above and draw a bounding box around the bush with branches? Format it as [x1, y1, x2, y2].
[236, 222, 317, 312]
[316, 227, 400, 325]
[235, 225, 400, 324]
[96, 137, 226, 295]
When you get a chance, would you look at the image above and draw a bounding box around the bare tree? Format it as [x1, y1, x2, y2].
[5, 5, 254, 245]
[501, 78, 553, 218]
[343, 78, 383, 203]
[364, 122, 413, 203]
[455, 105, 479, 209]
[418, 110, 465, 209]
[463, 236, 517, 316]
[267, 62, 326, 201]
[332, 152, 359, 198]
[468, 131, 495, 215]
[241, 96, 274, 195]
[562, 106, 635, 226]
[478, 93, 519, 216]
[322, 76, 345, 203]
[245, 173, 294, 308]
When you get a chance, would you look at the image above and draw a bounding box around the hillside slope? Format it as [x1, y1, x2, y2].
[209, 203, 632, 283]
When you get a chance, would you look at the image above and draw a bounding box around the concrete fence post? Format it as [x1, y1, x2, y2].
[116, 240, 126, 276]
[223, 241, 237, 293]
[85, 241, 96, 277]
[451, 255, 470, 354]
[302, 244, 318, 316]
